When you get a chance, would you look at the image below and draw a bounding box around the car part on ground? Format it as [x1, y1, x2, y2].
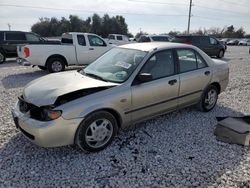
[215, 116, 250, 146]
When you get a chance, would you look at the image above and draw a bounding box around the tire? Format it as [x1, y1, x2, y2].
[47, 57, 65, 73]
[38, 65, 47, 70]
[197, 85, 218, 112]
[75, 111, 118, 152]
[217, 50, 224, 58]
[0, 51, 6, 64]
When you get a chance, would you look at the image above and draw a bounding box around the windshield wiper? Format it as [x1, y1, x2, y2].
[84, 72, 108, 82]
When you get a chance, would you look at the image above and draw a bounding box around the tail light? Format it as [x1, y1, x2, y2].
[24, 47, 30, 58]
[184, 42, 192, 45]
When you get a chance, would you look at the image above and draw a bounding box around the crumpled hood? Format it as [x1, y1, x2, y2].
[23, 71, 118, 106]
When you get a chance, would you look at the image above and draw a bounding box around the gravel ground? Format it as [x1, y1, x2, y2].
[0, 46, 250, 187]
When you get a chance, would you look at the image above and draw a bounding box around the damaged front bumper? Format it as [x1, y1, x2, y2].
[11, 100, 83, 148]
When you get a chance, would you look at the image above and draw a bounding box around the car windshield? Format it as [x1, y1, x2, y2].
[81, 47, 147, 83]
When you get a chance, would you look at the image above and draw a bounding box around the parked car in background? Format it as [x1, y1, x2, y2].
[17, 32, 113, 73]
[171, 35, 226, 58]
[0, 31, 59, 64]
[227, 39, 239, 45]
[219, 38, 230, 44]
[107, 34, 131, 45]
[12, 42, 229, 152]
[217, 39, 227, 50]
[138, 35, 172, 42]
[238, 39, 250, 46]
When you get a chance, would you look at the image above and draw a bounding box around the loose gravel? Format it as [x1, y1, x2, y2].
[0, 46, 250, 187]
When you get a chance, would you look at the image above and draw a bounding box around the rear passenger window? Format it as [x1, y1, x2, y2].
[210, 37, 218, 45]
[25, 33, 40, 42]
[196, 53, 207, 68]
[177, 49, 197, 73]
[6, 32, 25, 41]
[116, 36, 123, 40]
[77, 35, 86, 46]
[177, 49, 207, 73]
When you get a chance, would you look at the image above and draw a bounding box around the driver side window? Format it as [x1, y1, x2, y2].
[87, 35, 107, 47]
[140, 50, 175, 80]
[210, 37, 218, 45]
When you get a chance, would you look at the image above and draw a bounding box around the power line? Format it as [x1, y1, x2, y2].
[0, 4, 188, 17]
[219, 0, 249, 7]
[128, 0, 250, 17]
[127, 0, 188, 6]
[1, 3, 250, 27]
[194, 15, 250, 24]
[194, 5, 250, 16]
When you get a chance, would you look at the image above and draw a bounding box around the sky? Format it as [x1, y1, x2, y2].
[1, 0, 250, 35]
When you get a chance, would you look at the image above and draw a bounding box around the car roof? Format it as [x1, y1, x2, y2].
[119, 42, 192, 52]
[67, 32, 99, 35]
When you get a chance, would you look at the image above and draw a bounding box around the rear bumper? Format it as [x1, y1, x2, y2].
[16, 58, 30, 66]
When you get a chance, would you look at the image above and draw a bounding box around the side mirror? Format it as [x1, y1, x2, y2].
[137, 73, 152, 83]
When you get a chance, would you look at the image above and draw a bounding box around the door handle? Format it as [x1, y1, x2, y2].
[204, 71, 210, 76]
[168, 79, 177, 85]
[89, 48, 94, 50]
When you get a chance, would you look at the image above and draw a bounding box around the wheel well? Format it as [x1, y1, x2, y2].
[211, 82, 221, 94]
[45, 54, 68, 67]
[101, 108, 122, 128]
[0, 48, 6, 55]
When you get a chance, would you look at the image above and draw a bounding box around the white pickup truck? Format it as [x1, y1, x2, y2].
[17, 32, 113, 72]
[106, 34, 131, 46]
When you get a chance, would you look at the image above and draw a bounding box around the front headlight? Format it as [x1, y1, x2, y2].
[42, 109, 62, 121]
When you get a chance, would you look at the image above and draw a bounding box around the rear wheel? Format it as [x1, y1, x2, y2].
[0, 51, 6, 64]
[197, 85, 218, 112]
[217, 50, 224, 58]
[75, 111, 118, 152]
[47, 57, 65, 73]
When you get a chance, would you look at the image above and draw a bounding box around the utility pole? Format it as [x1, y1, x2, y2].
[7, 23, 11, 31]
[187, 0, 193, 34]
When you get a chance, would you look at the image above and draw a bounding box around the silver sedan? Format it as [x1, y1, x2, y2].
[12, 42, 229, 152]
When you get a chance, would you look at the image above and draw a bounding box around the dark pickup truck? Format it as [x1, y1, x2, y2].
[0, 31, 59, 63]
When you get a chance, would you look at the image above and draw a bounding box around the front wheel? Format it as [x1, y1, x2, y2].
[217, 50, 224, 58]
[47, 57, 65, 73]
[75, 111, 118, 152]
[0, 51, 6, 64]
[197, 85, 218, 112]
